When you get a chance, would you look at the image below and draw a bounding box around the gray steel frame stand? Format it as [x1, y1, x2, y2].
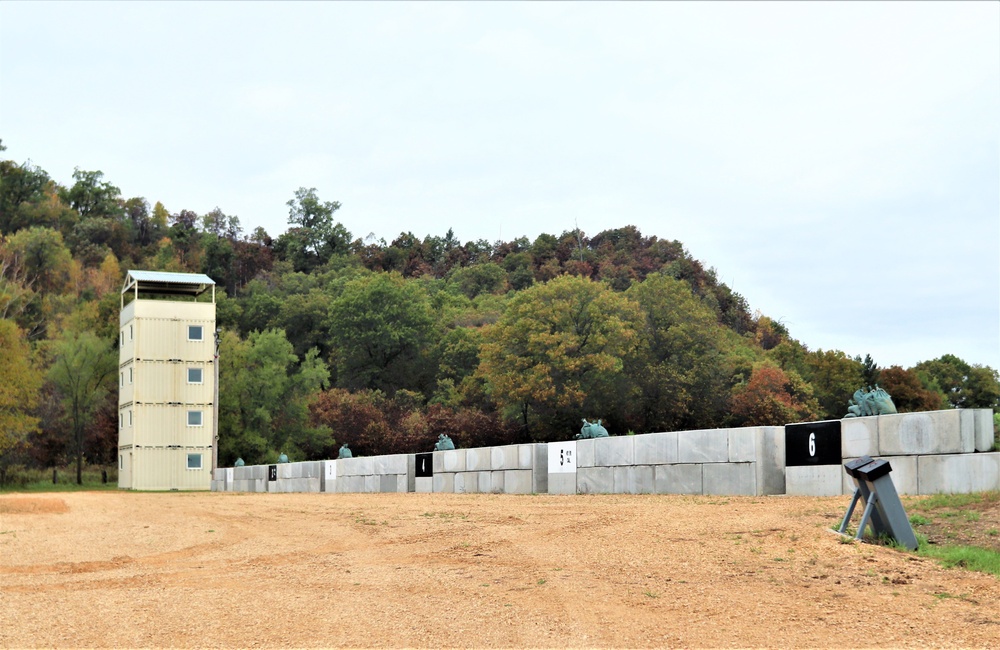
[839, 456, 918, 551]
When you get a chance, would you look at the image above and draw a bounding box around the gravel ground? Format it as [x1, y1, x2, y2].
[1, 491, 999, 648]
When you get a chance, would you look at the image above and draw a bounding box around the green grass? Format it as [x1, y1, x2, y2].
[916, 535, 1000, 577]
[1, 465, 118, 493]
[909, 514, 931, 526]
[911, 492, 986, 511]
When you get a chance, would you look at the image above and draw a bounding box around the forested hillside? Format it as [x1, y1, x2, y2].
[2, 143, 998, 475]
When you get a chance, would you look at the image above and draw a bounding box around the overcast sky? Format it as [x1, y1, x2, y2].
[2, 2, 998, 370]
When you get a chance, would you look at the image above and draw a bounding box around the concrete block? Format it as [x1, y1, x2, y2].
[251, 465, 266, 480]
[415, 476, 433, 493]
[594, 436, 634, 467]
[504, 470, 533, 494]
[398, 474, 409, 493]
[339, 457, 374, 476]
[975, 409, 996, 452]
[961, 409, 976, 453]
[491, 445, 519, 470]
[374, 454, 407, 475]
[634, 432, 678, 465]
[213, 469, 225, 481]
[615, 466, 654, 494]
[379, 474, 397, 493]
[407, 455, 416, 493]
[757, 426, 786, 496]
[548, 473, 576, 495]
[841, 417, 878, 458]
[490, 471, 505, 493]
[532, 444, 548, 494]
[254, 478, 267, 492]
[464, 472, 482, 493]
[433, 473, 455, 493]
[476, 471, 494, 493]
[575, 438, 595, 467]
[465, 448, 491, 472]
[321, 461, 336, 492]
[918, 453, 1000, 494]
[454, 473, 472, 494]
[434, 449, 466, 473]
[786, 465, 841, 497]
[678, 430, 729, 464]
[577, 467, 614, 494]
[518, 444, 535, 469]
[704, 463, 756, 496]
[364, 475, 378, 493]
[654, 464, 703, 495]
[878, 410, 971, 456]
[728, 428, 758, 463]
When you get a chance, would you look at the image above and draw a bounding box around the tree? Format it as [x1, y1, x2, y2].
[0, 319, 42, 456]
[478, 275, 642, 440]
[878, 365, 944, 412]
[624, 274, 731, 432]
[803, 350, 863, 419]
[915, 354, 1000, 409]
[62, 169, 122, 220]
[860, 353, 880, 387]
[46, 330, 116, 484]
[5, 226, 73, 293]
[327, 272, 435, 394]
[730, 362, 819, 426]
[276, 187, 349, 271]
[218, 329, 331, 465]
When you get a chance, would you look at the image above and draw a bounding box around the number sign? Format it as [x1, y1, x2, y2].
[785, 420, 841, 466]
[415, 452, 433, 478]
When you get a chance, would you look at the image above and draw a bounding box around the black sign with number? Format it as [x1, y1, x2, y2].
[268, 464, 277, 481]
[785, 420, 841, 466]
[415, 453, 433, 478]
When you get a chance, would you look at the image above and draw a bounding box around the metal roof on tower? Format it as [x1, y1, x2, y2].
[122, 270, 216, 297]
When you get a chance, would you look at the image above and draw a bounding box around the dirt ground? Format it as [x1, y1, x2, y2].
[1, 491, 999, 649]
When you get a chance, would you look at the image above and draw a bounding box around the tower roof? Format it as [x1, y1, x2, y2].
[122, 270, 216, 297]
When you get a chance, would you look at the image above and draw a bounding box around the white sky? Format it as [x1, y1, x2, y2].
[2, 2, 998, 370]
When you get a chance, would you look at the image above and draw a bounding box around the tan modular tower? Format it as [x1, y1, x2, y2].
[118, 270, 216, 490]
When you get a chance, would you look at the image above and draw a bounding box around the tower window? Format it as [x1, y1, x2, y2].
[187, 367, 203, 384]
[187, 410, 203, 426]
[188, 325, 203, 341]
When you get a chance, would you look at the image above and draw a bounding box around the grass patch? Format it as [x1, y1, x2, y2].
[909, 514, 931, 526]
[916, 535, 1000, 577]
[1, 465, 117, 493]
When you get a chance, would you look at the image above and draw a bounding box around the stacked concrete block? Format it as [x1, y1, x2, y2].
[653, 464, 702, 494]
[704, 463, 756, 496]
[756, 427, 786, 496]
[577, 466, 614, 494]
[614, 466, 654, 494]
[633, 432, 678, 465]
[786, 465, 841, 497]
[841, 417, 878, 458]
[975, 409, 996, 452]
[917, 453, 1000, 494]
[877, 410, 973, 456]
[677, 429, 729, 464]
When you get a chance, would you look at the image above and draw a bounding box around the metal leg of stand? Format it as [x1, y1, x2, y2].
[855, 492, 879, 540]
[839, 488, 862, 534]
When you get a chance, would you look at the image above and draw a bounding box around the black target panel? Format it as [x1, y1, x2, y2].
[268, 465, 278, 481]
[415, 453, 433, 478]
[785, 420, 841, 466]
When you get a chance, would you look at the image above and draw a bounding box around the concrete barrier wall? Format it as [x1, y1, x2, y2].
[213, 408, 996, 497]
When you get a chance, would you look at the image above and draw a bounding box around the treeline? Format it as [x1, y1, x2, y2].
[2, 143, 998, 477]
